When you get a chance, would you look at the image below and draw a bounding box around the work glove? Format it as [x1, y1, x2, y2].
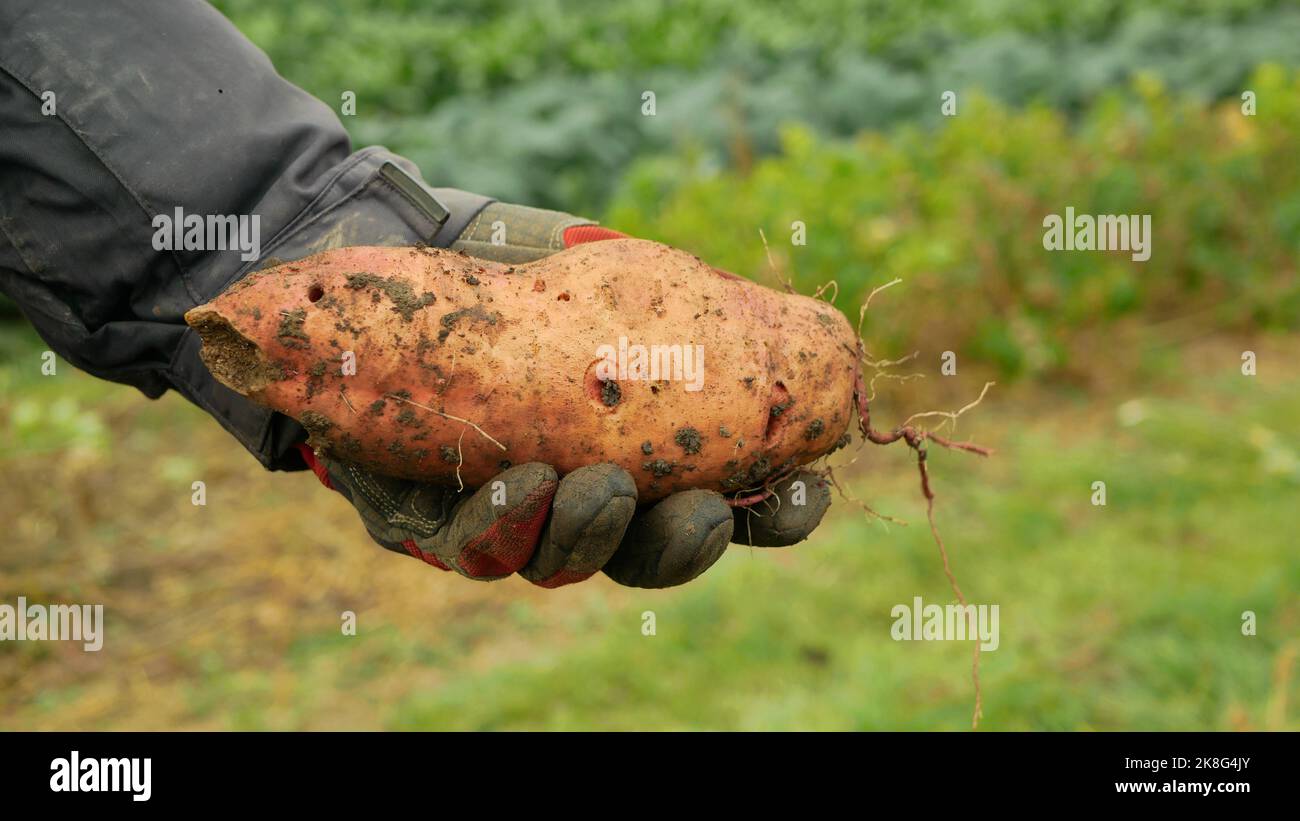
[299, 203, 833, 588]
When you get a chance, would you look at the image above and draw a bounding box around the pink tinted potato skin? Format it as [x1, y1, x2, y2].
[186, 239, 859, 501]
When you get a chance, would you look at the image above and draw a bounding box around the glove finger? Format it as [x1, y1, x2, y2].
[731, 471, 832, 547]
[520, 463, 637, 588]
[603, 490, 734, 589]
[414, 462, 558, 580]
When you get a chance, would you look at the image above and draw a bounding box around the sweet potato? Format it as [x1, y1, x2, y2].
[185, 238, 860, 501]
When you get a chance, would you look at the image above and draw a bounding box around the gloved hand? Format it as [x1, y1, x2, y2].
[300, 202, 833, 588]
[0, 0, 826, 587]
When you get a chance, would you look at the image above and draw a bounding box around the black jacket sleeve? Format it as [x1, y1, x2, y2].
[0, 0, 491, 469]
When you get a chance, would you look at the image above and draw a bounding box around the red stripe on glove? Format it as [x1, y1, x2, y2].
[403, 540, 452, 571]
[295, 443, 333, 490]
[563, 225, 627, 247]
[455, 479, 557, 578]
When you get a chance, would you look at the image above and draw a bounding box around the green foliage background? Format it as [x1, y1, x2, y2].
[213, 0, 1300, 211]
[1, 0, 1296, 731]
[611, 69, 1300, 377]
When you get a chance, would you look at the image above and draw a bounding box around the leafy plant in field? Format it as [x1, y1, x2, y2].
[212, 0, 1294, 117]
[208, 0, 1300, 212]
[606, 66, 1300, 378]
[349, 9, 1300, 212]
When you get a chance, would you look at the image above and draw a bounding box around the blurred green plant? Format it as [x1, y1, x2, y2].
[212, 0, 1300, 211]
[0, 326, 110, 458]
[606, 66, 1300, 379]
[5, 326, 1296, 730]
[212, 0, 1295, 117]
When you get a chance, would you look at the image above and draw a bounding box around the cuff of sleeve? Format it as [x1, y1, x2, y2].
[168, 326, 307, 471]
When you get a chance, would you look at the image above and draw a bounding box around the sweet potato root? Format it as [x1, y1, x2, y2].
[186, 238, 860, 501]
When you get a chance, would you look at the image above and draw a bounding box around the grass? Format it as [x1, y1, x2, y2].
[1, 322, 1296, 730]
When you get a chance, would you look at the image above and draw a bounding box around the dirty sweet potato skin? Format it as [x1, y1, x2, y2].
[185, 239, 860, 501]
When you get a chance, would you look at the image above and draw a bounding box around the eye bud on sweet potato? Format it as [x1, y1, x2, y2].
[185, 238, 860, 501]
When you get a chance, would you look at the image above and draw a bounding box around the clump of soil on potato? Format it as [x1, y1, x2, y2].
[344, 273, 436, 321]
[721, 455, 777, 491]
[437, 305, 502, 344]
[674, 427, 703, 455]
[277, 308, 310, 349]
[300, 410, 334, 448]
[642, 459, 674, 477]
[187, 309, 284, 394]
[600, 379, 622, 407]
